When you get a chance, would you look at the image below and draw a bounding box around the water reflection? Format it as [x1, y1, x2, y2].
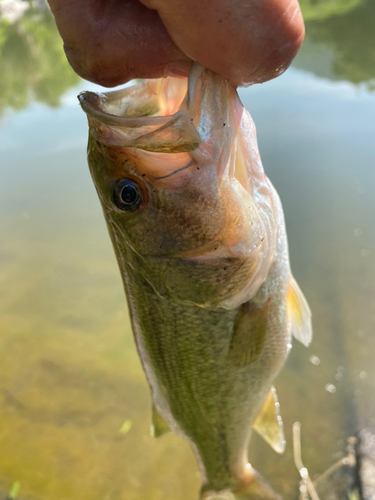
[1, 2, 375, 500]
[296, 0, 375, 88]
[0, 5, 79, 118]
[298, 0, 364, 21]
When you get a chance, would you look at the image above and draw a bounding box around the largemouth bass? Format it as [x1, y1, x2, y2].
[79, 65, 312, 500]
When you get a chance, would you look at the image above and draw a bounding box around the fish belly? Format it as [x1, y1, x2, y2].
[123, 255, 290, 492]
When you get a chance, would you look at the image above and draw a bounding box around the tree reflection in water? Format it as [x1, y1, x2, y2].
[0, 5, 79, 117]
[296, 0, 375, 89]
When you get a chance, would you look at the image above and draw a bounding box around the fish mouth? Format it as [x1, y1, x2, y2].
[78, 77, 201, 154]
[78, 78, 184, 122]
[80, 66, 278, 309]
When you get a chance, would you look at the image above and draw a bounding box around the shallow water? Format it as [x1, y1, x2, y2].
[1, 2, 375, 499]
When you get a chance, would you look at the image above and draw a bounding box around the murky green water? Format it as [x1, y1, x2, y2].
[1, 1, 375, 499]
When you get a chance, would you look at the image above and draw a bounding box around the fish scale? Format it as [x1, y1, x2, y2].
[115, 223, 289, 492]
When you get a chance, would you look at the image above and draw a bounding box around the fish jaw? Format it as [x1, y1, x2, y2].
[80, 69, 278, 309]
[78, 77, 199, 153]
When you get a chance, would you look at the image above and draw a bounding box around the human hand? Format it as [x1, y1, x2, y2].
[47, 0, 304, 88]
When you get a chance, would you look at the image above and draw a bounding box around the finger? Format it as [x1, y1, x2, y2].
[139, 0, 305, 87]
[47, 0, 191, 87]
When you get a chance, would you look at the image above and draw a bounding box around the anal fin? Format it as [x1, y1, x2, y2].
[253, 387, 286, 454]
[151, 404, 171, 438]
[287, 276, 312, 347]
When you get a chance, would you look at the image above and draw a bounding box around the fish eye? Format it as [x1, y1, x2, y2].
[114, 178, 143, 211]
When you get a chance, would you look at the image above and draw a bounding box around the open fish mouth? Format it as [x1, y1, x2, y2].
[79, 66, 279, 309]
[78, 76, 201, 154]
[77, 65, 252, 191]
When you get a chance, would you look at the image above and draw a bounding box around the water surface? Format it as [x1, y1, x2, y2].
[1, 2, 375, 499]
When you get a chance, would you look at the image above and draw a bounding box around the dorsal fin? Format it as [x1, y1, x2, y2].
[151, 404, 171, 438]
[253, 387, 286, 454]
[287, 276, 312, 347]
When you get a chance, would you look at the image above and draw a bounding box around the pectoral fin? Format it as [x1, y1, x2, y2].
[288, 276, 312, 347]
[228, 299, 270, 367]
[253, 387, 286, 454]
[151, 404, 171, 438]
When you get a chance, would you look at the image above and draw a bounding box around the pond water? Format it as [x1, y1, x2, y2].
[1, 2, 375, 499]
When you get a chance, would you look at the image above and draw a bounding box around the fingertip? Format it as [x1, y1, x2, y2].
[230, 0, 306, 87]
[142, 0, 306, 88]
[64, 44, 136, 87]
[277, 1, 305, 63]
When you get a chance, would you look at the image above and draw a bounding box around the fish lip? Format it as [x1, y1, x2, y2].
[78, 89, 176, 128]
[78, 79, 201, 153]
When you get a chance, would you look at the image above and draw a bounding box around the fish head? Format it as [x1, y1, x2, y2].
[79, 68, 277, 309]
